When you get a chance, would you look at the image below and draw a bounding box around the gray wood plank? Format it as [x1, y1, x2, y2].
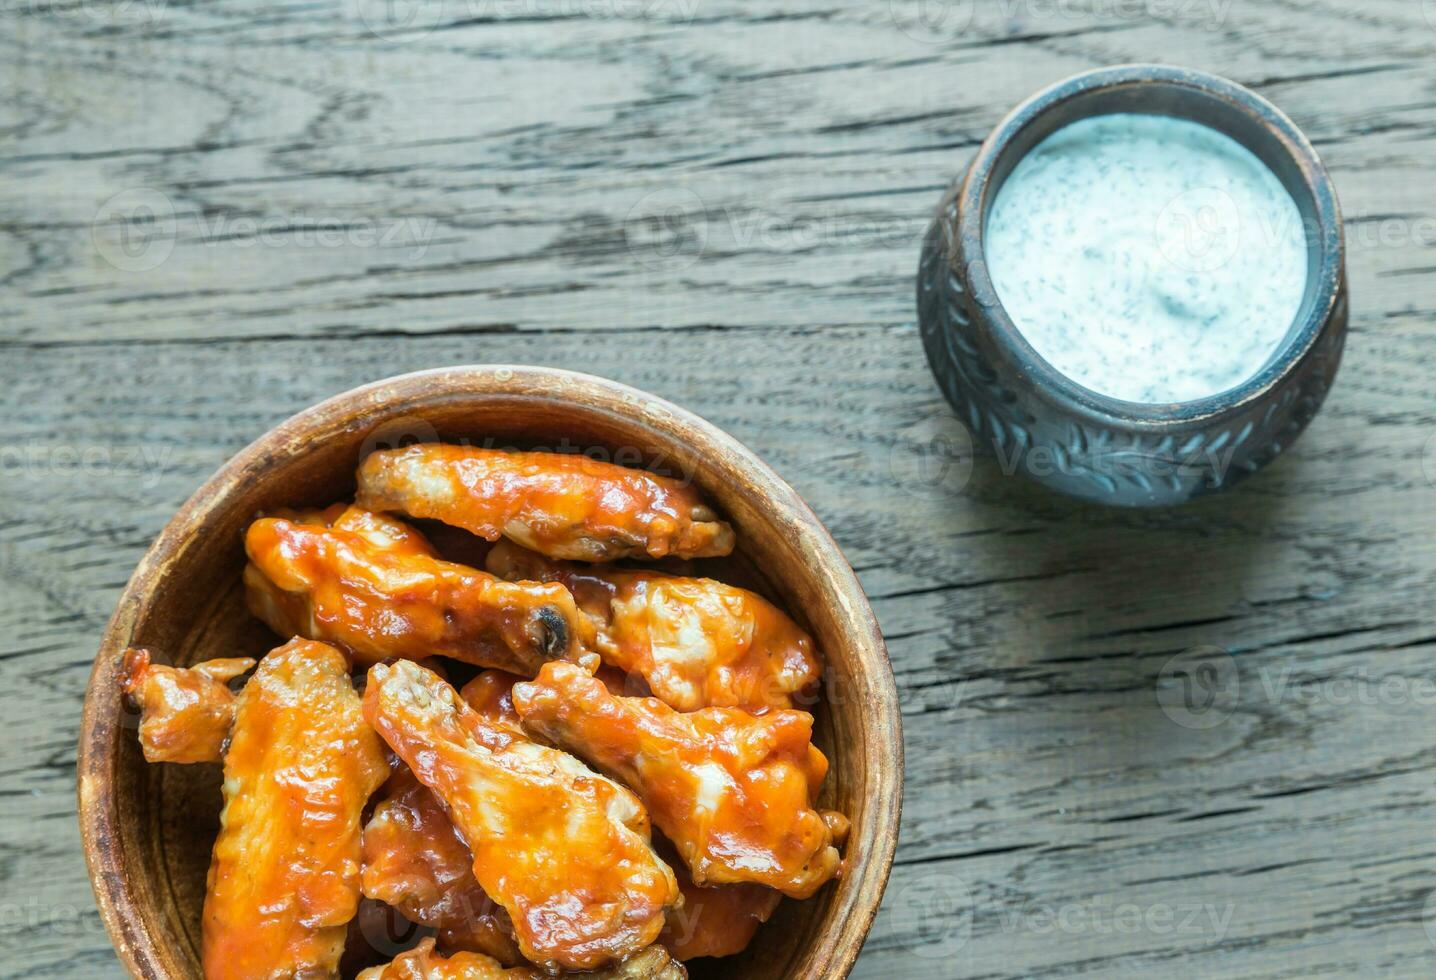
[3, 0, 1436, 977]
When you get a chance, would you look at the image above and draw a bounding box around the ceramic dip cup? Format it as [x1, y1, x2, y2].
[917, 64, 1347, 507]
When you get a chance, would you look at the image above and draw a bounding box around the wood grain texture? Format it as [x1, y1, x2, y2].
[3, 0, 1436, 976]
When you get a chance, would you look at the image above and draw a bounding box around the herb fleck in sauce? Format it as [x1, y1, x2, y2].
[986, 113, 1307, 404]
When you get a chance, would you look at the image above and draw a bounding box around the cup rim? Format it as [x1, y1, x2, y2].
[77, 365, 903, 980]
[955, 63, 1346, 426]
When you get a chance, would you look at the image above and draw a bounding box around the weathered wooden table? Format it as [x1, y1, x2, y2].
[5, 1, 1435, 976]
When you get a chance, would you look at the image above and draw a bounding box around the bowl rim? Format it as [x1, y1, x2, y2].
[954, 62, 1347, 427]
[77, 364, 904, 980]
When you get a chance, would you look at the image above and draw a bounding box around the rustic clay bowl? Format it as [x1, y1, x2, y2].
[77, 366, 903, 980]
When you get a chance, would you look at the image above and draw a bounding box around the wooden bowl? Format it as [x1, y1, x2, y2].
[78, 366, 903, 980]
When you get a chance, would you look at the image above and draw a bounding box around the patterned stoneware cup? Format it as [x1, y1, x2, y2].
[918, 64, 1347, 507]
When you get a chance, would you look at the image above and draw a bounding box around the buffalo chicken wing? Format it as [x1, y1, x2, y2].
[488, 541, 820, 711]
[361, 767, 521, 964]
[356, 445, 734, 562]
[659, 849, 781, 961]
[202, 639, 388, 980]
[456, 669, 527, 737]
[363, 659, 679, 972]
[512, 662, 843, 899]
[356, 938, 686, 980]
[120, 648, 255, 764]
[244, 506, 582, 672]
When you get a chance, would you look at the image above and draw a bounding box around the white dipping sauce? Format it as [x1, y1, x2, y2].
[985, 113, 1308, 404]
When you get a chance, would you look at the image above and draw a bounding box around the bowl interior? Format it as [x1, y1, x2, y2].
[81, 369, 900, 980]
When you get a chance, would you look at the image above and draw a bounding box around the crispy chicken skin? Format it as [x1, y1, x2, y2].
[202, 639, 388, 980]
[272, 503, 440, 556]
[362, 660, 680, 972]
[458, 664, 632, 732]
[361, 767, 522, 964]
[356, 445, 735, 562]
[243, 505, 582, 672]
[487, 541, 821, 712]
[119, 648, 255, 764]
[356, 938, 687, 980]
[513, 661, 843, 900]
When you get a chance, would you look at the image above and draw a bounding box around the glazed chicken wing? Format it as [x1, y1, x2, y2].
[363, 659, 680, 972]
[657, 835, 781, 961]
[272, 502, 440, 556]
[513, 662, 843, 899]
[361, 767, 522, 964]
[356, 445, 735, 562]
[119, 648, 255, 764]
[202, 638, 388, 980]
[244, 505, 582, 672]
[356, 938, 686, 980]
[364, 668, 527, 956]
[457, 670, 527, 737]
[661, 877, 780, 961]
[488, 541, 821, 711]
[460, 666, 640, 731]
